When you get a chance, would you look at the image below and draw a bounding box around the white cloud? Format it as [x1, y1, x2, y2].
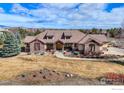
[78, 4, 106, 18]
[73, 3, 124, 28]
[0, 7, 4, 13]
[29, 3, 110, 28]
[1, 3, 124, 28]
[42, 3, 79, 9]
[30, 8, 57, 20]
[79, 3, 106, 11]
[0, 13, 34, 22]
[11, 4, 29, 16]
[0, 13, 36, 27]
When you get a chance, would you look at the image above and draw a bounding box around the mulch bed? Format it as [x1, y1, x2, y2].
[14, 68, 74, 85]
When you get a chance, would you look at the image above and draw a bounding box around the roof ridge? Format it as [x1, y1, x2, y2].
[89, 35, 102, 43]
[78, 34, 88, 43]
[89, 35, 105, 45]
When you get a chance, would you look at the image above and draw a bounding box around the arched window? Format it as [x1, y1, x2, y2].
[89, 44, 95, 52]
[26, 43, 30, 52]
[34, 42, 40, 51]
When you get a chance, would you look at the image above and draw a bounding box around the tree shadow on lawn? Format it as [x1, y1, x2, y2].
[108, 60, 124, 66]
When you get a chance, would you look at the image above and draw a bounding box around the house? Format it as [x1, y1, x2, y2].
[115, 29, 124, 38]
[24, 30, 108, 54]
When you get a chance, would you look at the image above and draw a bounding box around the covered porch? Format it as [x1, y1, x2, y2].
[54, 41, 78, 52]
[45, 41, 78, 52]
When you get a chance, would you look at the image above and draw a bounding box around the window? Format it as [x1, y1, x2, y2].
[65, 43, 72, 47]
[34, 43, 40, 51]
[61, 33, 71, 39]
[43, 35, 47, 39]
[43, 36, 53, 39]
[46, 43, 53, 50]
[89, 44, 95, 52]
[48, 36, 53, 39]
[26, 43, 30, 47]
[26, 43, 30, 52]
[61, 36, 71, 39]
[66, 36, 71, 39]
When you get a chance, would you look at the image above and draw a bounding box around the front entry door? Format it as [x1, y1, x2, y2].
[56, 41, 63, 50]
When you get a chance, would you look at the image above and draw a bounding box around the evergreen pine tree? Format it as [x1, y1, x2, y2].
[0, 31, 21, 57]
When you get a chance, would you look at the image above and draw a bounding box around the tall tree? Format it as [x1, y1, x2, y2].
[0, 32, 5, 48]
[108, 28, 118, 37]
[18, 28, 27, 39]
[92, 28, 98, 34]
[79, 29, 84, 33]
[0, 31, 21, 57]
[99, 29, 102, 34]
[34, 29, 42, 35]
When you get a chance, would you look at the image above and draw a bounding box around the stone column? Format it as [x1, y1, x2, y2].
[25, 44, 27, 52]
[44, 44, 47, 51]
[72, 43, 75, 50]
[53, 43, 56, 51]
[62, 44, 64, 52]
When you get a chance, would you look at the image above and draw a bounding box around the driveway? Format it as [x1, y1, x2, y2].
[54, 51, 124, 62]
[104, 47, 124, 56]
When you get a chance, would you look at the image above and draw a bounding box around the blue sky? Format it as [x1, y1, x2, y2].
[0, 3, 124, 29]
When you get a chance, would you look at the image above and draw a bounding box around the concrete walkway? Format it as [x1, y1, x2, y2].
[54, 51, 124, 62]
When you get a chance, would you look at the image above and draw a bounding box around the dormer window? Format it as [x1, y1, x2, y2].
[43, 32, 54, 39]
[44, 36, 53, 39]
[66, 36, 71, 39]
[61, 32, 71, 39]
[47, 36, 53, 39]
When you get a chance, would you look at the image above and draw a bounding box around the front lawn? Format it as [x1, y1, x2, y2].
[0, 54, 124, 81]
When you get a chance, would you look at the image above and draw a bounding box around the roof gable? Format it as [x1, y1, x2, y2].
[78, 34, 107, 45]
[84, 38, 101, 45]
[24, 36, 35, 43]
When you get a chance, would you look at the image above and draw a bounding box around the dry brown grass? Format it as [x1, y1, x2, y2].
[0, 53, 124, 81]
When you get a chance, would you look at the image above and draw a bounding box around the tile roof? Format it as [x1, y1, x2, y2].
[78, 34, 108, 44]
[24, 30, 108, 44]
[63, 31, 72, 36]
[90, 34, 108, 43]
[46, 31, 55, 36]
[36, 30, 85, 43]
[24, 36, 35, 43]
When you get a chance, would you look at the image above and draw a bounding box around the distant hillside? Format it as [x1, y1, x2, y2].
[0, 25, 9, 28]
